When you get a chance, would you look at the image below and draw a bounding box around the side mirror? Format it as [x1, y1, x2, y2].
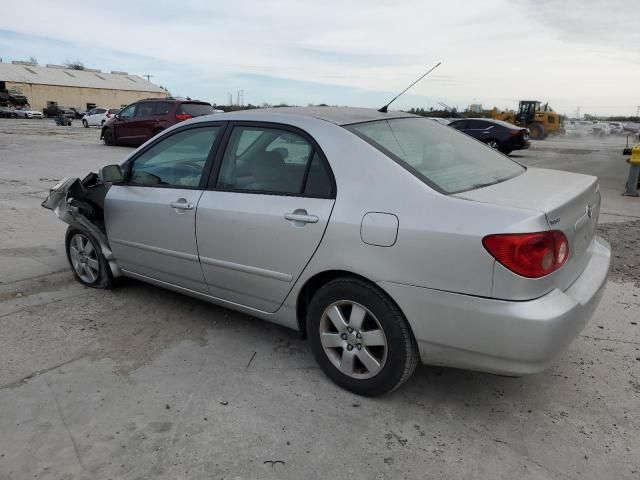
[99, 164, 124, 184]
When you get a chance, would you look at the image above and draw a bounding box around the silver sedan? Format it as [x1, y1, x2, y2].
[43, 107, 610, 396]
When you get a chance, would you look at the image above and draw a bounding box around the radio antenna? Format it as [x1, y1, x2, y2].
[378, 62, 442, 113]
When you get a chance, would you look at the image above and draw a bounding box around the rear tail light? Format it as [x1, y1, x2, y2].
[175, 113, 192, 121]
[482, 231, 569, 278]
[510, 129, 524, 136]
[106, 113, 112, 118]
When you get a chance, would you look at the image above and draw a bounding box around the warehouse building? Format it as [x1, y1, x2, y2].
[0, 61, 166, 111]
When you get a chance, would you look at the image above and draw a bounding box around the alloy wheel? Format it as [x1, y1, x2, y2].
[487, 140, 499, 149]
[69, 233, 100, 283]
[319, 300, 388, 379]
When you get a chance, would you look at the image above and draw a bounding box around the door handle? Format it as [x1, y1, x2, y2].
[284, 210, 318, 225]
[170, 200, 194, 210]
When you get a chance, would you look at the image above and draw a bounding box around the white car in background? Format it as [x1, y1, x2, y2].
[15, 108, 44, 119]
[82, 107, 121, 128]
[608, 122, 625, 135]
[565, 120, 592, 136]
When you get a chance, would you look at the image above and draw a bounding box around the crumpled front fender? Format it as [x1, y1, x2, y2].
[42, 177, 122, 278]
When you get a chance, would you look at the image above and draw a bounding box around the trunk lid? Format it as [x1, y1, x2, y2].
[455, 167, 601, 291]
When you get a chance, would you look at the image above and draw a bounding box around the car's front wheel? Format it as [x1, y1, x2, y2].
[65, 227, 112, 289]
[307, 277, 419, 396]
[103, 129, 116, 146]
[82, 119, 88, 128]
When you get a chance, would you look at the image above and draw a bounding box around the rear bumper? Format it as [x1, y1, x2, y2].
[379, 236, 610, 375]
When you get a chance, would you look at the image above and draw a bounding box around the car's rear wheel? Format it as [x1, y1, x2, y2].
[306, 277, 419, 396]
[82, 119, 88, 128]
[487, 139, 500, 149]
[65, 227, 112, 289]
[103, 129, 116, 146]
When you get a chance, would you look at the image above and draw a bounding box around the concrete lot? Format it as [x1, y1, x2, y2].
[1, 119, 639, 480]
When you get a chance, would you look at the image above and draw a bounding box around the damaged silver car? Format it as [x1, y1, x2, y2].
[43, 107, 611, 396]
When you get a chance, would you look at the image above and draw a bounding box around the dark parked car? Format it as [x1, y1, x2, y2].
[101, 98, 216, 147]
[0, 106, 18, 118]
[449, 118, 530, 154]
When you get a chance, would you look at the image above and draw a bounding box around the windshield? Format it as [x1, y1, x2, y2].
[346, 117, 525, 194]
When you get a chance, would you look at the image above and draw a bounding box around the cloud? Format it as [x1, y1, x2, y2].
[0, 0, 637, 115]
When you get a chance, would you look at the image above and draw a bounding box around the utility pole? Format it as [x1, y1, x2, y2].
[636, 105, 639, 122]
[143, 74, 153, 83]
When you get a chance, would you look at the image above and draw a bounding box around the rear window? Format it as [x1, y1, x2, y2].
[108, 108, 121, 114]
[178, 103, 215, 117]
[346, 118, 524, 194]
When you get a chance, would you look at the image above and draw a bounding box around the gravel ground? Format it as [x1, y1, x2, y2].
[598, 220, 640, 287]
[1, 119, 639, 480]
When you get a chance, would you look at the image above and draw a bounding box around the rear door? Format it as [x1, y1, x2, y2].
[196, 123, 336, 312]
[105, 124, 224, 292]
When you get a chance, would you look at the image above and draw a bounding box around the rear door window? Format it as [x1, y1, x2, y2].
[153, 102, 172, 115]
[135, 103, 156, 117]
[215, 126, 332, 197]
[347, 118, 524, 194]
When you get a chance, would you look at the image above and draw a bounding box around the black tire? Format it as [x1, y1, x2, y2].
[103, 129, 116, 146]
[486, 139, 500, 150]
[499, 148, 513, 155]
[528, 123, 545, 140]
[306, 277, 419, 396]
[82, 119, 88, 128]
[65, 227, 113, 289]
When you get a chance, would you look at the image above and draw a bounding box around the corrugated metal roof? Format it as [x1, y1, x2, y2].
[0, 63, 164, 93]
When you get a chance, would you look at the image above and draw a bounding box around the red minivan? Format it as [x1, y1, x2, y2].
[101, 98, 217, 147]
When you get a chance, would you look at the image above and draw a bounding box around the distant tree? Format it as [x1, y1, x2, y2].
[64, 59, 85, 70]
[28, 56, 38, 65]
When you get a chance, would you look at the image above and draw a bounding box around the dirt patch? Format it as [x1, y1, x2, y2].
[598, 220, 640, 287]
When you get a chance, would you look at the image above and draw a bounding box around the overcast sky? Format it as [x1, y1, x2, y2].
[1, 0, 638, 116]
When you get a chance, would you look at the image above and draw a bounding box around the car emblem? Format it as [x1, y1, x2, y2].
[586, 204, 593, 219]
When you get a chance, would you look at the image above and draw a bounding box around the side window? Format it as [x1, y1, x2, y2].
[135, 103, 155, 117]
[450, 120, 467, 130]
[216, 126, 323, 195]
[119, 104, 136, 118]
[153, 102, 172, 115]
[95, 108, 107, 115]
[128, 126, 219, 188]
[466, 120, 485, 129]
[87, 109, 97, 115]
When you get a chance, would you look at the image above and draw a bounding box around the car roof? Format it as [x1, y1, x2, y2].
[137, 98, 210, 104]
[204, 106, 416, 126]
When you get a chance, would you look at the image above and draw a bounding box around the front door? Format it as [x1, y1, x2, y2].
[112, 103, 138, 144]
[105, 124, 223, 292]
[196, 124, 336, 312]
